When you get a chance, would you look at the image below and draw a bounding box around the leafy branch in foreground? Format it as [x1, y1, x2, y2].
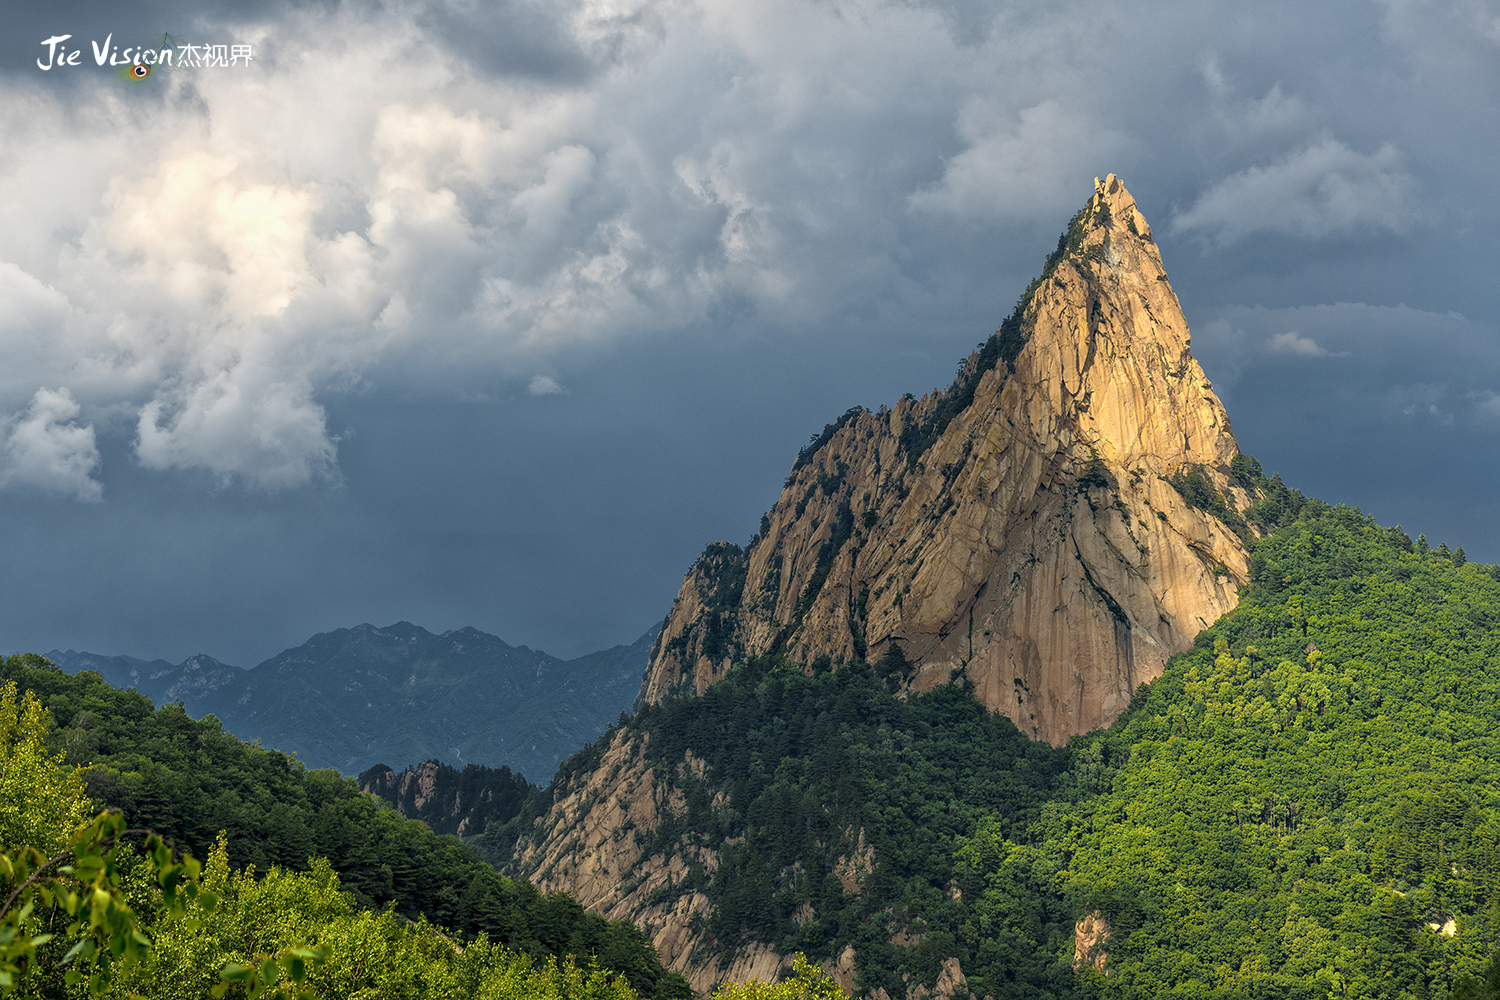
[0, 810, 211, 992]
[0, 678, 325, 998]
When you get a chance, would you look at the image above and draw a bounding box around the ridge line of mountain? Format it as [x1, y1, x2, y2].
[47, 617, 656, 675]
[41, 619, 663, 781]
[641, 173, 1249, 746]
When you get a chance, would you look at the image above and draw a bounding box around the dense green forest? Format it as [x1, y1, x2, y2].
[624, 652, 1074, 995]
[1049, 501, 1500, 997]
[487, 464, 1500, 1000]
[0, 655, 691, 999]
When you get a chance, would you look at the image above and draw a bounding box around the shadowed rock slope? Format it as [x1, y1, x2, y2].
[359, 758, 533, 839]
[643, 174, 1249, 745]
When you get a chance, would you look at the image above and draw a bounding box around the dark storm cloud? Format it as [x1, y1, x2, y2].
[0, 0, 1497, 662]
[1190, 299, 1500, 556]
[0, 326, 941, 663]
[413, 0, 593, 81]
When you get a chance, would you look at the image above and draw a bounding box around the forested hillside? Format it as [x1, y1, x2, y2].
[490, 468, 1500, 999]
[1050, 503, 1500, 997]
[0, 654, 692, 999]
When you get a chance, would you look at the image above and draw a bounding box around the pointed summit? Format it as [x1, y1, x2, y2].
[641, 176, 1250, 744]
[1010, 173, 1237, 476]
[944, 173, 1211, 472]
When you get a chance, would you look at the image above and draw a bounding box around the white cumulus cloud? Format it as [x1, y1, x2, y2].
[136, 372, 338, 489]
[1171, 137, 1418, 244]
[0, 388, 102, 501]
[1267, 331, 1340, 357]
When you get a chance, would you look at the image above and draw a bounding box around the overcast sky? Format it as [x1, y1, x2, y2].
[0, 0, 1496, 666]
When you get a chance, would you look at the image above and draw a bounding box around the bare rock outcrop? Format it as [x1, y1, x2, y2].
[642, 175, 1248, 744]
[1073, 910, 1111, 973]
[515, 729, 787, 995]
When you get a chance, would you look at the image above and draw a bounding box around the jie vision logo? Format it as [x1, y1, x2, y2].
[37, 34, 253, 75]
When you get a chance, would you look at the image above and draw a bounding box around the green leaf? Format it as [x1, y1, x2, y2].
[61, 937, 91, 964]
[220, 963, 252, 982]
[73, 854, 104, 875]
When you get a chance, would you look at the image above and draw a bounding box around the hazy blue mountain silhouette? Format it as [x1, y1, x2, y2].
[48, 622, 656, 780]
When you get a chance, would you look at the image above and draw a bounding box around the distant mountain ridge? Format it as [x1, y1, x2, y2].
[46, 621, 658, 780]
[45, 650, 244, 708]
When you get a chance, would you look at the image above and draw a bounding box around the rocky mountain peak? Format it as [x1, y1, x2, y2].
[1015, 172, 1234, 477]
[518, 177, 1258, 993]
[638, 176, 1250, 745]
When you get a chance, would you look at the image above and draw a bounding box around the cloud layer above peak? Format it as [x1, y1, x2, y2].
[0, 0, 1491, 499]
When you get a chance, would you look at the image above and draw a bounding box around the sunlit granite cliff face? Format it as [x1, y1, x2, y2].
[516, 177, 1253, 994]
[641, 174, 1248, 744]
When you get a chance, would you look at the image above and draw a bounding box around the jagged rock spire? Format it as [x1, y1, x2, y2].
[642, 175, 1248, 744]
